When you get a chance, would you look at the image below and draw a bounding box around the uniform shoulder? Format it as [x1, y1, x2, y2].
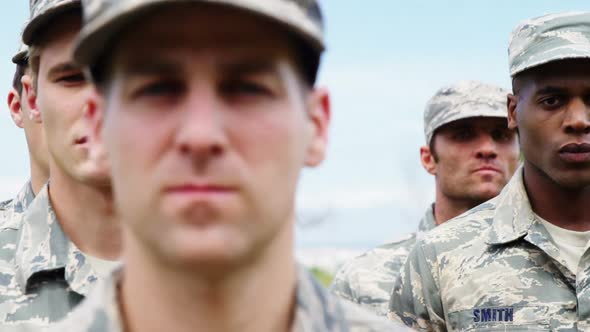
[334, 233, 417, 282]
[338, 299, 413, 331]
[421, 198, 497, 243]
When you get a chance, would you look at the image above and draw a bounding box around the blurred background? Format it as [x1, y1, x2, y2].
[0, 1, 588, 280]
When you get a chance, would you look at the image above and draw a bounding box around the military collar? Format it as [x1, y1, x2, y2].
[14, 184, 98, 296]
[417, 204, 437, 237]
[485, 165, 536, 245]
[12, 181, 37, 215]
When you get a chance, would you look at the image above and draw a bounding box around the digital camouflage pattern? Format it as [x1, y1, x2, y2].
[0, 184, 100, 328]
[423, 81, 508, 145]
[389, 166, 590, 331]
[331, 205, 436, 316]
[509, 11, 590, 77]
[74, 0, 325, 67]
[0, 181, 36, 227]
[48, 266, 411, 332]
[22, 0, 81, 45]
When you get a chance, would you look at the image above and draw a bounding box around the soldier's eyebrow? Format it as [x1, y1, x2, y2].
[122, 60, 182, 77]
[47, 61, 81, 78]
[534, 86, 568, 95]
[218, 59, 278, 77]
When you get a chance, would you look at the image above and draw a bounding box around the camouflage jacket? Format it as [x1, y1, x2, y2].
[48, 266, 411, 332]
[389, 165, 590, 331]
[0, 184, 100, 328]
[330, 205, 437, 316]
[0, 181, 36, 226]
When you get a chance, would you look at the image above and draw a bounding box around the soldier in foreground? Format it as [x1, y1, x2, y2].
[1, 42, 49, 220]
[0, 0, 120, 327]
[331, 81, 520, 316]
[390, 11, 590, 331]
[48, 0, 408, 331]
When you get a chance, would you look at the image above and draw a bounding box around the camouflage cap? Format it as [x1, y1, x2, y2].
[12, 41, 29, 65]
[22, 0, 81, 45]
[424, 81, 508, 145]
[509, 11, 590, 77]
[74, 0, 325, 69]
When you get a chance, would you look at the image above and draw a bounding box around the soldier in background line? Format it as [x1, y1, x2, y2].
[331, 80, 520, 316]
[390, 11, 590, 331]
[47, 0, 411, 331]
[1, 41, 50, 222]
[0, 0, 121, 328]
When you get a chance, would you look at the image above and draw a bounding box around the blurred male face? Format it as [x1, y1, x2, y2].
[422, 117, 520, 205]
[8, 66, 50, 176]
[28, 12, 109, 186]
[509, 59, 590, 189]
[98, 6, 329, 271]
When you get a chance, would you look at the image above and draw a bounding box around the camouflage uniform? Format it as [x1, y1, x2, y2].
[47, 266, 409, 332]
[330, 205, 436, 316]
[0, 181, 36, 226]
[389, 13, 590, 331]
[331, 80, 508, 317]
[0, 184, 99, 327]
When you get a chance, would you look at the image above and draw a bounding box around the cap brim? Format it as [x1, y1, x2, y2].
[74, 0, 324, 67]
[426, 110, 509, 144]
[22, 2, 81, 45]
[11, 51, 28, 65]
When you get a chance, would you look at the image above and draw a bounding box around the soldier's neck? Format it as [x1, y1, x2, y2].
[29, 157, 48, 195]
[523, 161, 590, 231]
[119, 219, 298, 332]
[434, 192, 479, 226]
[47, 163, 121, 260]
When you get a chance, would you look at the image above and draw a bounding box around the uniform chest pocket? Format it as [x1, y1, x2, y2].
[446, 306, 551, 331]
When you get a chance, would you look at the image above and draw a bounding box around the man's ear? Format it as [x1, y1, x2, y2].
[420, 145, 437, 175]
[304, 87, 331, 167]
[507, 94, 518, 130]
[21, 75, 42, 123]
[7, 89, 24, 128]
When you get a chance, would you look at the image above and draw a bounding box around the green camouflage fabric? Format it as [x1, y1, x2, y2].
[509, 11, 590, 77]
[0, 181, 36, 227]
[330, 204, 436, 316]
[48, 266, 411, 332]
[23, 0, 81, 45]
[74, 0, 324, 67]
[389, 165, 590, 331]
[423, 81, 509, 145]
[0, 184, 99, 328]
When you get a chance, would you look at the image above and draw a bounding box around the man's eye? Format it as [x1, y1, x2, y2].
[453, 130, 474, 140]
[134, 80, 184, 98]
[220, 80, 272, 97]
[492, 129, 511, 142]
[57, 73, 85, 84]
[539, 96, 563, 108]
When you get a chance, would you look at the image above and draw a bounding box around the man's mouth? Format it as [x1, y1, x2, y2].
[558, 143, 590, 163]
[75, 136, 89, 145]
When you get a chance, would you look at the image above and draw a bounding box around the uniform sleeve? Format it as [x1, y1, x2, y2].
[388, 240, 445, 331]
[330, 261, 357, 303]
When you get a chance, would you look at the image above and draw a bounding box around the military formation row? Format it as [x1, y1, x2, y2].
[1, 1, 590, 332]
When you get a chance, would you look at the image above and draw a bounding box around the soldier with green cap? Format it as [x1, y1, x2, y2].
[390, 11, 590, 331]
[330, 80, 520, 316]
[0, 38, 50, 223]
[0, 0, 121, 327]
[46, 0, 410, 331]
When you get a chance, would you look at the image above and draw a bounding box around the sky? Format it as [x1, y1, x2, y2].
[0, 2, 589, 250]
